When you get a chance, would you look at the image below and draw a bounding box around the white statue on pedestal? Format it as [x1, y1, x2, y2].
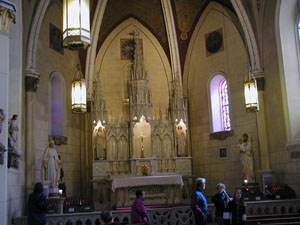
[42, 140, 60, 190]
[237, 133, 255, 182]
[176, 120, 187, 157]
[96, 126, 106, 160]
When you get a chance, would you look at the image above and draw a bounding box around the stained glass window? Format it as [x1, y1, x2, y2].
[298, 17, 300, 43]
[220, 79, 231, 131]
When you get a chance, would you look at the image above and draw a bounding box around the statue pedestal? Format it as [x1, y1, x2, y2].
[260, 170, 274, 190]
[48, 196, 65, 214]
[56, 197, 66, 214]
[42, 181, 51, 198]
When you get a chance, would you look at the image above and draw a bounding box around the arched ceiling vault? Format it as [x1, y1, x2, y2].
[91, 0, 235, 74]
[96, 0, 169, 58]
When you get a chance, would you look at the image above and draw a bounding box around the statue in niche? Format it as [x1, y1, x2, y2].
[8, 115, 18, 150]
[118, 137, 128, 160]
[176, 122, 187, 157]
[108, 137, 117, 160]
[0, 109, 5, 134]
[237, 133, 255, 182]
[96, 126, 106, 160]
[153, 135, 162, 158]
[163, 136, 172, 159]
[42, 140, 60, 189]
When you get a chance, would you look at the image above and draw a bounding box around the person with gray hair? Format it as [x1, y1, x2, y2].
[212, 183, 232, 225]
[191, 177, 208, 225]
[100, 211, 121, 225]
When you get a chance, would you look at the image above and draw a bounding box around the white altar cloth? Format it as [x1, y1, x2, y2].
[112, 175, 184, 192]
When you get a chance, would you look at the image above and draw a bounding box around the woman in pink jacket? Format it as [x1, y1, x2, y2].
[131, 189, 149, 224]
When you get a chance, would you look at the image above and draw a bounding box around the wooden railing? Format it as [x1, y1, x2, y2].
[12, 199, 300, 225]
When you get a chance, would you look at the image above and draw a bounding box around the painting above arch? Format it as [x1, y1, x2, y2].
[96, 0, 169, 56]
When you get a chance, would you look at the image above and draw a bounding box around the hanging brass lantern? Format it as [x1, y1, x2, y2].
[72, 64, 86, 113]
[244, 72, 259, 112]
[63, 0, 90, 50]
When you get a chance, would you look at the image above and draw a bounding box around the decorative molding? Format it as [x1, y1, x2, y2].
[25, 74, 40, 92]
[0, 4, 16, 34]
[85, 0, 108, 99]
[48, 135, 68, 145]
[160, 0, 182, 82]
[210, 130, 234, 140]
[25, 0, 51, 72]
[230, 0, 262, 73]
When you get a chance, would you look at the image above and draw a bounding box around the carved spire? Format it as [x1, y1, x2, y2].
[93, 73, 107, 123]
[170, 73, 187, 123]
[132, 35, 147, 80]
[128, 29, 152, 122]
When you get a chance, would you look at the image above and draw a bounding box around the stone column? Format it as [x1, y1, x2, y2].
[24, 72, 40, 199]
[0, 1, 16, 224]
[253, 72, 273, 188]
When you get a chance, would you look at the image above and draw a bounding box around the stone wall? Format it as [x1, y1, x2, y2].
[7, 0, 25, 223]
[34, 2, 84, 196]
[264, 0, 300, 196]
[183, 2, 259, 198]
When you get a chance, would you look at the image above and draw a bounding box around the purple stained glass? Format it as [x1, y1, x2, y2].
[220, 80, 231, 131]
[298, 18, 300, 42]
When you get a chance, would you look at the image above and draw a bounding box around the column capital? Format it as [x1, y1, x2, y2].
[25, 71, 40, 92]
[0, 1, 16, 34]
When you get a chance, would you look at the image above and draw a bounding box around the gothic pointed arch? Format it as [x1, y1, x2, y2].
[94, 17, 172, 122]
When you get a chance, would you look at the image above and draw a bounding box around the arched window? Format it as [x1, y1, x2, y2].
[50, 73, 66, 136]
[297, 16, 300, 44]
[220, 80, 231, 131]
[209, 74, 231, 132]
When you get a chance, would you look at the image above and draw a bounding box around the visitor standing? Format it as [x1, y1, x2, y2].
[191, 177, 208, 225]
[224, 188, 246, 225]
[212, 183, 232, 225]
[131, 189, 149, 224]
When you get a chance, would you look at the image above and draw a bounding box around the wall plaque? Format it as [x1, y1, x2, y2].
[205, 28, 224, 56]
[49, 23, 64, 55]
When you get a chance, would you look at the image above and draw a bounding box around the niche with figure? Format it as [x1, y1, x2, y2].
[132, 116, 151, 158]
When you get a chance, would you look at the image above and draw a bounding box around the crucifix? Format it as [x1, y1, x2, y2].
[139, 132, 146, 158]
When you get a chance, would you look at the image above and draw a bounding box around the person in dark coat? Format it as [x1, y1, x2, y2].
[100, 210, 121, 225]
[191, 177, 208, 225]
[131, 189, 149, 224]
[224, 188, 246, 225]
[212, 183, 232, 225]
[27, 182, 47, 225]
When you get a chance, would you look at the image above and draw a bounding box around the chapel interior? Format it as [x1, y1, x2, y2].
[1, 0, 300, 224]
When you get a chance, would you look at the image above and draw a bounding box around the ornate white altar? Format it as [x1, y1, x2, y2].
[91, 31, 193, 210]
